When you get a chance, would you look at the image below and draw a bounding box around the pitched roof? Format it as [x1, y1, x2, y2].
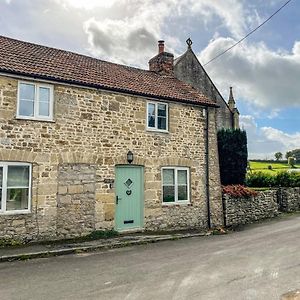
[0, 35, 216, 106]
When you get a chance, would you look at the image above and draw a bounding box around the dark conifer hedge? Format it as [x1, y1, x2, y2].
[217, 129, 248, 185]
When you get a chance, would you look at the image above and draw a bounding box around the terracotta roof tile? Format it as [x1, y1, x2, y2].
[0, 35, 216, 106]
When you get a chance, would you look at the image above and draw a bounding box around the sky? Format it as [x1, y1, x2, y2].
[0, 0, 299, 159]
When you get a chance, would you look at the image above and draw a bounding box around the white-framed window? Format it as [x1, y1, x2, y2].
[147, 101, 168, 132]
[17, 81, 54, 121]
[0, 162, 31, 214]
[162, 167, 190, 204]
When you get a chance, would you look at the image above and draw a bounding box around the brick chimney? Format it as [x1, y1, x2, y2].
[149, 40, 174, 76]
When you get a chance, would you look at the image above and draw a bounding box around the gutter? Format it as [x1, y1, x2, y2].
[205, 108, 211, 229]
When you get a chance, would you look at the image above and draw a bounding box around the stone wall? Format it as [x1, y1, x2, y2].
[277, 187, 300, 212]
[223, 187, 300, 227]
[145, 205, 207, 230]
[57, 164, 96, 238]
[0, 74, 223, 241]
[223, 190, 279, 227]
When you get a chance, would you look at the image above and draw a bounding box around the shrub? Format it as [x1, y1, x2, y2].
[0, 238, 24, 248]
[274, 172, 292, 187]
[87, 230, 118, 240]
[246, 171, 300, 187]
[245, 172, 275, 187]
[217, 129, 248, 185]
[268, 165, 272, 170]
[222, 185, 258, 198]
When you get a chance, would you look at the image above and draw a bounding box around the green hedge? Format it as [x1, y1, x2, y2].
[246, 171, 300, 187]
[217, 129, 248, 185]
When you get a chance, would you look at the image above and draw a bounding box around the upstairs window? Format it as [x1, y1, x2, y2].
[0, 162, 31, 213]
[162, 167, 190, 204]
[147, 102, 168, 131]
[17, 81, 54, 121]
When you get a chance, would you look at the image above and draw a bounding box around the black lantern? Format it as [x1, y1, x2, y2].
[127, 151, 134, 164]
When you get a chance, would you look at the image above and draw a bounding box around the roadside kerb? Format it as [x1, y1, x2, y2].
[0, 232, 206, 263]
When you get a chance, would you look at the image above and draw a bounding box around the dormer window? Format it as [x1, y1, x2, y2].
[147, 101, 168, 132]
[17, 81, 54, 121]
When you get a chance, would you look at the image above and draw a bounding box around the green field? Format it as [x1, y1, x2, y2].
[249, 161, 300, 175]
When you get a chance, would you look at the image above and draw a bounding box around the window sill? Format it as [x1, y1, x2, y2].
[16, 116, 55, 123]
[146, 128, 169, 134]
[162, 202, 191, 207]
[0, 210, 31, 216]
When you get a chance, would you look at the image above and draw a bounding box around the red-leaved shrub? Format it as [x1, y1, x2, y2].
[222, 185, 258, 198]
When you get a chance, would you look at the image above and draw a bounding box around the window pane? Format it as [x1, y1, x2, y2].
[158, 117, 166, 130]
[148, 103, 156, 128]
[163, 186, 175, 202]
[7, 166, 29, 187]
[20, 83, 35, 100]
[0, 167, 2, 188]
[178, 170, 187, 185]
[39, 101, 50, 116]
[6, 188, 29, 211]
[39, 87, 50, 116]
[19, 99, 34, 116]
[178, 185, 188, 201]
[163, 169, 174, 185]
[39, 87, 50, 102]
[158, 104, 166, 117]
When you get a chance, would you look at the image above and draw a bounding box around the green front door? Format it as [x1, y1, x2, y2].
[115, 165, 144, 231]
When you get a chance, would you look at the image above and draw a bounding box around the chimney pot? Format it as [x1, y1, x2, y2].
[158, 40, 165, 54]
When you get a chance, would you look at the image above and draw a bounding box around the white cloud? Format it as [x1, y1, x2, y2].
[292, 41, 300, 56]
[84, 17, 158, 67]
[199, 37, 300, 110]
[1, 0, 259, 68]
[83, 0, 181, 67]
[240, 115, 300, 159]
[54, 0, 117, 9]
[261, 127, 300, 150]
[187, 0, 248, 38]
[81, 0, 254, 67]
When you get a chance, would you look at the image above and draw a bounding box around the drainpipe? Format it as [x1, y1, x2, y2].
[205, 107, 211, 229]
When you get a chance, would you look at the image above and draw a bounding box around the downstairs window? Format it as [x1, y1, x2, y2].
[0, 162, 31, 213]
[162, 167, 190, 204]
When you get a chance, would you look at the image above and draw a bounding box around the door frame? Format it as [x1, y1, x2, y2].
[114, 164, 144, 232]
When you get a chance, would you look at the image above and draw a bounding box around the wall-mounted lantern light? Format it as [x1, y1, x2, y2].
[127, 150, 134, 164]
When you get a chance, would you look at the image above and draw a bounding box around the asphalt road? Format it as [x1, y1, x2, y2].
[0, 215, 299, 300]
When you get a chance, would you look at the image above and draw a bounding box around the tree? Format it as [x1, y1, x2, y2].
[288, 156, 296, 168]
[217, 129, 248, 185]
[286, 151, 292, 159]
[286, 149, 300, 162]
[274, 152, 283, 161]
[290, 149, 300, 162]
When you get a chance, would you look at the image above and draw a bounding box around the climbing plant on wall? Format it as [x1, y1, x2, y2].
[217, 129, 248, 185]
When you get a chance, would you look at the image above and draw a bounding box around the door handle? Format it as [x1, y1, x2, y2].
[116, 196, 121, 204]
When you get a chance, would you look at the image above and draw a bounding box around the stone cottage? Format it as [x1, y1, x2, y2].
[0, 35, 225, 241]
